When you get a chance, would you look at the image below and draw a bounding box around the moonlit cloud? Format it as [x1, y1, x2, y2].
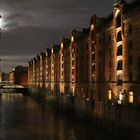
[1, 55, 31, 71]
[1, 55, 33, 60]
[0, 0, 114, 31]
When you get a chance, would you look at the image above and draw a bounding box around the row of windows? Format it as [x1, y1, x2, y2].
[108, 90, 134, 104]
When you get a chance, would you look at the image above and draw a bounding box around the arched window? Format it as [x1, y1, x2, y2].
[117, 60, 122, 70]
[92, 53, 95, 61]
[117, 31, 122, 42]
[117, 45, 122, 56]
[116, 14, 121, 28]
[117, 73, 122, 86]
[117, 73, 122, 80]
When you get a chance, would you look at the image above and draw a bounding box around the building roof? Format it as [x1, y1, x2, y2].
[123, 0, 140, 14]
[45, 48, 51, 56]
[113, 0, 127, 7]
[51, 44, 60, 53]
[61, 37, 70, 49]
[71, 28, 89, 42]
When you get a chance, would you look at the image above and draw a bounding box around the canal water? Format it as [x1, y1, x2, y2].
[0, 93, 117, 140]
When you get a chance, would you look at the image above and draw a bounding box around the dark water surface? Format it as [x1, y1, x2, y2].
[0, 93, 117, 140]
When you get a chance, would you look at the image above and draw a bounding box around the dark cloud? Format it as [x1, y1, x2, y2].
[0, 0, 116, 72]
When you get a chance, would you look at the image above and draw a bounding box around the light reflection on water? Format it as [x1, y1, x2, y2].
[0, 93, 117, 140]
[1, 93, 23, 103]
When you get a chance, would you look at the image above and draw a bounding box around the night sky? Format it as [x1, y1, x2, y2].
[0, 0, 131, 72]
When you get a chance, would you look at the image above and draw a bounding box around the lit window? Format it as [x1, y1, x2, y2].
[117, 60, 122, 70]
[129, 91, 133, 103]
[108, 90, 112, 100]
[116, 14, 121, 28]
[119, 92, 123, 101]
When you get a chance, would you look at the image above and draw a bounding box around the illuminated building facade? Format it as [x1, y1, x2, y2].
[103, 0, 140, 121]
[28, 61, 33, 87]
[9, 66, 28, 85]
[45, 48, 51, 91]
[69, 30, 76, 96]
[59, 37, 70, 94]
[28, 0, 140, 123]
[39, 52, 46, 89]
[50, 44, 60, 94]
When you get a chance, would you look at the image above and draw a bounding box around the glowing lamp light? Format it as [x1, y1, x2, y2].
[117, 41, 123, 47]
[117, 70, 122, 75]
[61, 42, 63, 49]
[129, 91, 133, 103]
[90, 24, 95, 31]
[115, 8, 120, 18]
[51, 48, 53, 53]
[46, 51, 48, 56]
[117, 56, 123, 61]
[71, 36, 74, 42]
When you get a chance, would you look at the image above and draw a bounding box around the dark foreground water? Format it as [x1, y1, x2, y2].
[0, 93, 117, 140]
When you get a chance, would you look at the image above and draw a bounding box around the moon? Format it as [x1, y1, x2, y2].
[0, 13, 8, 31]
[0, 17, 4, 28]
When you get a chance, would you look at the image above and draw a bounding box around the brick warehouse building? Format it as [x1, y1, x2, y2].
[28, 0, 140, 129]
